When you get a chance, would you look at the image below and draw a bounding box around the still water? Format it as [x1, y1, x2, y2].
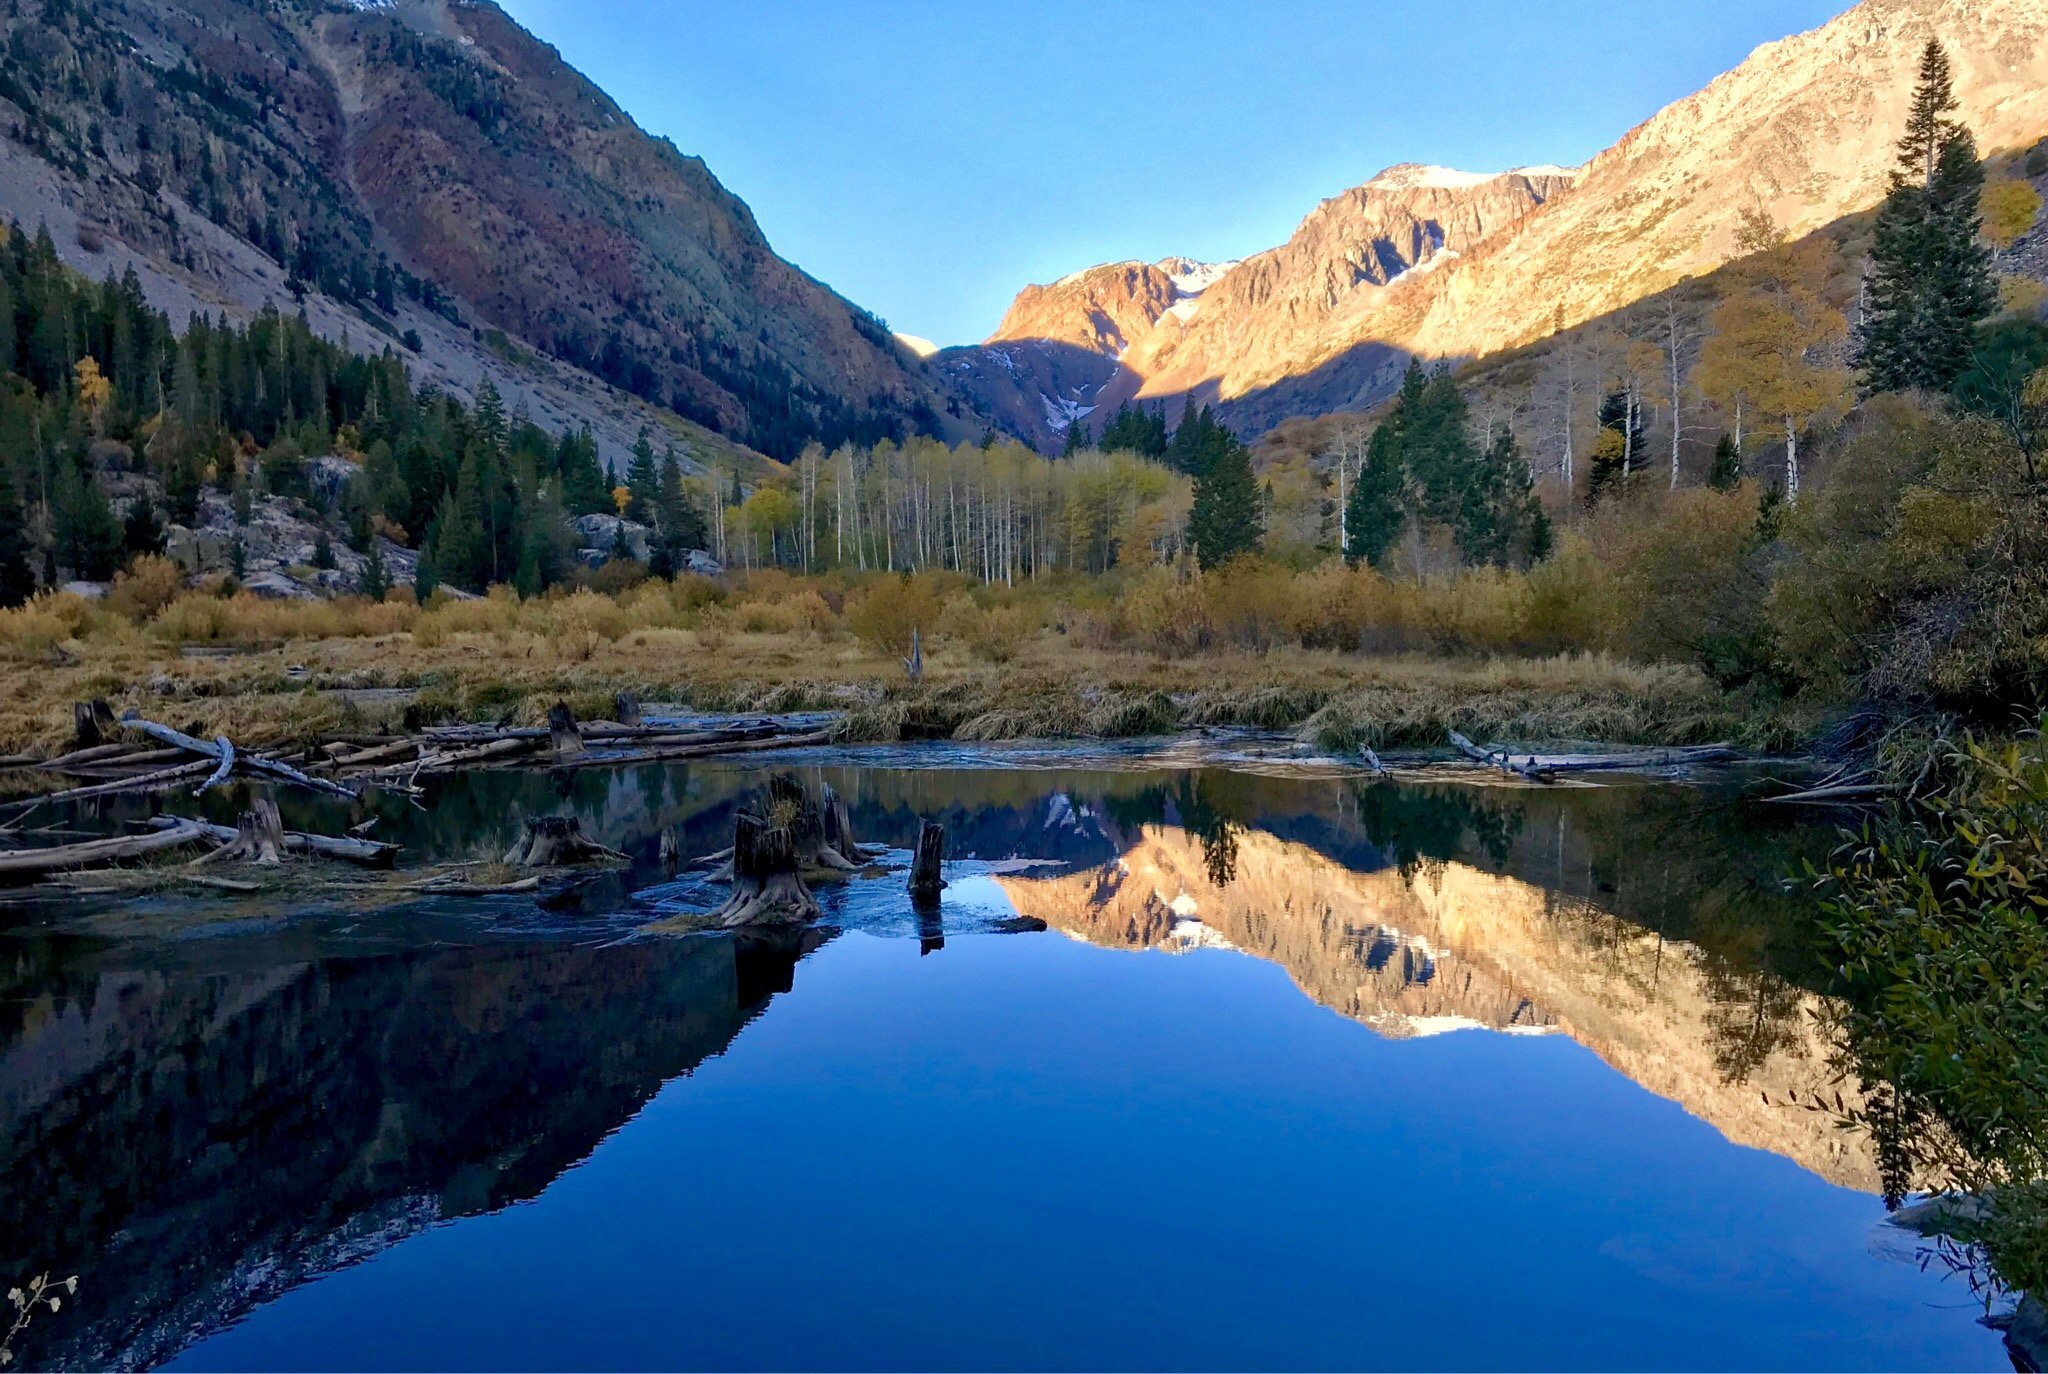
[0, 741, 2005, 1369]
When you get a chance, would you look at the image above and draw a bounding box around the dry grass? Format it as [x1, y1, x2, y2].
[0, 619, 1783, 758]
[0, 553, 1802, 755]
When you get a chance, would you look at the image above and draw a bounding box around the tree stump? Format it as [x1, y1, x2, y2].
[712, 811, 820, 928]
[548, 702, 585, 760]
[659, 826, 681, 872]
[207, 796, 287, 865]
[908, 820, 947, 905]
[504, 815, 623, 867]
[821, 783, 882, 864]
[72, 699, 117, 749]
[614, 692, 643, 728]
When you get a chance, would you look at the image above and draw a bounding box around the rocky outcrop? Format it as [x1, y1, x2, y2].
[997, 822, 1879, 1191]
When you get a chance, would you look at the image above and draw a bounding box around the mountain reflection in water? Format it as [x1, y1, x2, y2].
[0, 753, 1914, 1369]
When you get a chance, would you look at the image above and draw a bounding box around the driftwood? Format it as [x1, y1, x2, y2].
[908, 821, 946, 904]
[406, 873, 545, 896]
[904, 627, 924, 683]
[614, 692, 643, 728]
[1359, 745, 1389, 776]
[1447, 731, 1739, 781]
[326, 739, 421, 770]
[0, 820, 210, 879]
[1449, 730, 1556, 781]
[195, 736, 237, 795]
[1761, 782, 1902, 805]
[121, 713, 360, 800]
[142, 816, 400, 867]
[2, 759, 213, 810]
[503, 815, 626, 867]
[712, 811, 820, 928]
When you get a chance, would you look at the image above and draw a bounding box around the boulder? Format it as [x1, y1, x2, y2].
[242, 570, 318, 600]
[573, 513, 650, 561]
[2009, 1296, 2046, 1373]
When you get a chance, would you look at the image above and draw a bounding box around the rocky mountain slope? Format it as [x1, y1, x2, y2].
[0, 0, 970, 469]
[970, 0, 2048, 445]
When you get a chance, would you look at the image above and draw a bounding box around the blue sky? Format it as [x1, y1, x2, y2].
[496, 0, 1850, 347]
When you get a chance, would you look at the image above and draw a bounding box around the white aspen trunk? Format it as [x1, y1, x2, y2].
[1784, 417, 1799, 505]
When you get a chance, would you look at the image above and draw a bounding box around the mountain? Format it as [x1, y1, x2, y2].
[969, 0, 2048, 447]
[996, 822, 1877, 1192]
[934, 256, 1238, 446]
[0, 0, 970, 470]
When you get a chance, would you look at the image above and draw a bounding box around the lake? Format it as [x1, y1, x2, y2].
[0, 740, 2006, 1369]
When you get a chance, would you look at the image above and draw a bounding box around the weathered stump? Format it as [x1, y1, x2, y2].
[713, 811, 820, 928]
[659, 826, 681, 872]
[72, 698, 118, 749]
[821, 783, 882, 864]
[908, 820, 946, 904]
[207, 796, 287, 865]
[614, 692, 643, 728]
[548, 703, 586, 759]
[504, 815, 623, 867]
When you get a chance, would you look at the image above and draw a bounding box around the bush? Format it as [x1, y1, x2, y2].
[845, 574, 944, 656]
[108, 554, 186, 621]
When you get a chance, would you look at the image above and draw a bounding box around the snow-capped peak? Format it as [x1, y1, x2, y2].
[1366, 164, 1501, 191]
[1364, 163, 1581, 193]
[1155, 256, 1240, 297]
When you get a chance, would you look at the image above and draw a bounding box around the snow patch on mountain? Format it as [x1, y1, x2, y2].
[1156, 256, 1240, 296]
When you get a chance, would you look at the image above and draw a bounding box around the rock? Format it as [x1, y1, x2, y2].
[573, 513, 650, 561]
[60, 580, 109, 600]
[242, 570, 318, 600]
[683, 549, 722, 576]
[2009, 1296, 2047, 1374]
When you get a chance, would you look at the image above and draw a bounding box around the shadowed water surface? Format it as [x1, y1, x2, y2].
[0, 742, 2006, 1369]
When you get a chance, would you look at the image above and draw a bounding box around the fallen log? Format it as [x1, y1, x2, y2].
[120, 713, 360, 801]
[1760, 782, 1902, 805]
[406, 874, 544, 896]
[0, 820, 211, 879]
[195, 737, 237, 795]
[1448, 730, 1554, 781]
[36, 742, 152, 771]
[143, 816, 399, 867]
[325, 739, 421, 770]
[566, 729, 835, 770]
[1, 759, 214, 810]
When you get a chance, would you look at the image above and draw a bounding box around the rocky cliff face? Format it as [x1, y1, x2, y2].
[996, 823, 1878, 1192]
[0, 0, 969, 468]
[974, 0, 2048, 444]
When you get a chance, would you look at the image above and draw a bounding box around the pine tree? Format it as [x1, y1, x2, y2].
[624, 433, 660, 524]
[1859, 40, 1995, 393]
[360, 540, 388, 600]
[121, 498, 167, 559]
[652, 448, 706, 574]
[1344, 429, 1407, 568]
[0, 462, 35, 607]
[1187, 424, 1262, 569]
[52, 459, 122, 580]
[1708, 433, 1743, 491]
